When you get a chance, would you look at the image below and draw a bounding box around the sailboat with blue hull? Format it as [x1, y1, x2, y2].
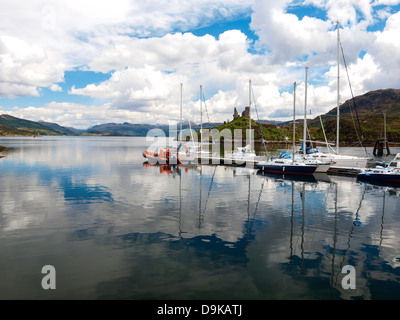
[257, 159, 317, 175]
[357, 155, 400, 187]
[257, 72, 319, 175]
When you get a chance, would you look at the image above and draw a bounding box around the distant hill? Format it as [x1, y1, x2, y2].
[0, 114, 220, 137]
[307, 89, 400, 144]
[87, 122, 159, 136]
[324, 89, 400, 118]
[38, 120, 84, 135]
[87, 121, 224, 136]
[0, 114, 61, 136]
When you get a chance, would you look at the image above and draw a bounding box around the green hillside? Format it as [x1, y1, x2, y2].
[0, 114, 61, 136]
[307, 89, 400, 145]
[215, 89, 400, 146]
[216, 116, 292, 142]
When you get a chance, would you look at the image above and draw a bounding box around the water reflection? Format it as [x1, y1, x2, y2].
[0, 137, 399, 299]
[246, 171, 400, 299]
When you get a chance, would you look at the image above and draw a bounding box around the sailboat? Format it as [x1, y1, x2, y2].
[357, 115, 400, 187]
[292, 67, 333, 173]
[184, 85, 214, 162]
[226, 79, 257, 161]
[302, 21, 369, 170]
[357, 153, 400, 187]
[257, 78, 319, 175]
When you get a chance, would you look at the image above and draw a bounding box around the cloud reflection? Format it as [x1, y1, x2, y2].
[0, 137, 400, 299]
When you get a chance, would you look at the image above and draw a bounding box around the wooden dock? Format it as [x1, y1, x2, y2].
[327, 166, 363, 176]
[189, 155, 265, 168]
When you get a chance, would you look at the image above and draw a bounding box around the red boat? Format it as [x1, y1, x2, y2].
[143, 148, 181, 164]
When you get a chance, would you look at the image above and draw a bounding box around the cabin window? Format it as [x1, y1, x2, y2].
[389, 162, 397, 167]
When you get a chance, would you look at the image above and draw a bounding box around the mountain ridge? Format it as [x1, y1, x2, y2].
[323, 88, 400, 119]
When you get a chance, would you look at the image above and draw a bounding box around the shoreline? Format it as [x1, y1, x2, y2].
[1, 135, 400, 148]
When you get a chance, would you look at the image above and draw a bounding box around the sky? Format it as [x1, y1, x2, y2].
[0, 0, 400, 129]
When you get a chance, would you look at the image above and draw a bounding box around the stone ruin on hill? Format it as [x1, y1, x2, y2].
[233, 106, 250, 120]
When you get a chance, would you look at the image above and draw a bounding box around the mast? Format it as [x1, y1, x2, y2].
[249, 79, 252, 150]
[303, 67, 308, 157]
[293, 81, 296, 163]
[180, 83, 183, 142]
[384, 112, 387, 163]
[336, 20, 340, 154]
[200, 85, 203, 151]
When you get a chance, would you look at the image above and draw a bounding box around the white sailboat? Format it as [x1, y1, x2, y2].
[302, 21, 369, 170]
[226, 79, 256, 161]
[257, 78, 319, 175]
[295, 67, 333, 173]
[182, 85, 213, 162]
[277, 69, 332, 172]
[357, 115, 400, 187]
[358, 153, 400, 187]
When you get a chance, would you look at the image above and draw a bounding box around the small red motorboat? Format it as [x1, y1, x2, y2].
[143, 148, 181, 164]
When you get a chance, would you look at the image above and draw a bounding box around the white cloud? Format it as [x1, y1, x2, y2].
[325, 0, 372, 25]
[50, 84, 63, 92]
[0, 36, 65, 97]
[69, 30, 271, 123]
[247, 0, 400, 120]
[363, 11, 400, 89]
[0, 0, 252, 99]
[6, 102, 130, 129]
[372, 0, 400, 5]
[0, 0, 400, 127]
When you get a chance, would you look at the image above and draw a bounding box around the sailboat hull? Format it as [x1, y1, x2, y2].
[257, 162, 317, 175]
[357, 173, 400, 187]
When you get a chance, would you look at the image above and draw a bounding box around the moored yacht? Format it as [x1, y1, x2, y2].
[257, 157, 318, 175]
[303, 22, 370, 170]
[357, 153, 400, 187]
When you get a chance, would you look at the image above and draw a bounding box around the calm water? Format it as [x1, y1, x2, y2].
[0, 136, 400, 300]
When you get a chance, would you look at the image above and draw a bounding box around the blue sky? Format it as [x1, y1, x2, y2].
[0, 70, 112, 108]
[0, 0, 400, 128]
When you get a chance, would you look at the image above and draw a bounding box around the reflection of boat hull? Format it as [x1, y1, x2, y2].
[143, 162, 181, 175]
[257, 170, 317, 183]
[257, 160, 317, 175]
